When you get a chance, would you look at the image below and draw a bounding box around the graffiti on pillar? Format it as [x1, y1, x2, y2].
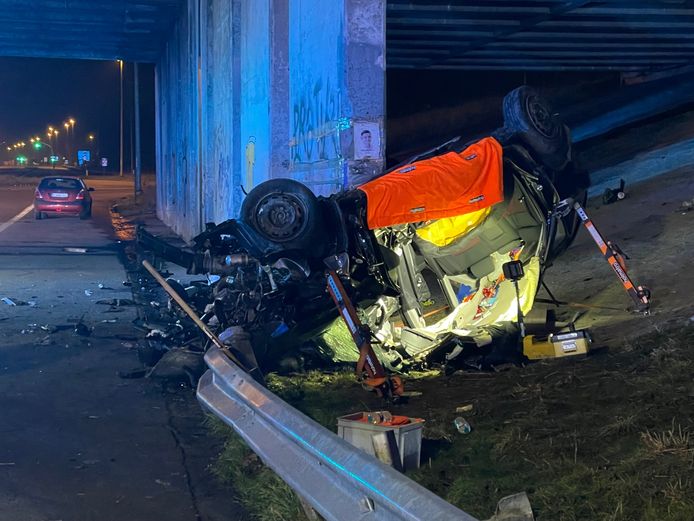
[291, 78, 341, 164]
[211, 123, 233, 222]
[245, 136, 256, 191]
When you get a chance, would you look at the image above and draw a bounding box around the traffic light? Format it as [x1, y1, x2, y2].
[16, 155, 27, 164]
[33, 142, 42, 150]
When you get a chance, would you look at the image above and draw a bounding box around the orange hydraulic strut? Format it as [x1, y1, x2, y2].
[325, 270, 403, 400]
[558, 199, 651, 313]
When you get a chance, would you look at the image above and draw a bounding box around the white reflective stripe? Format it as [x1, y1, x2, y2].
[0, 204, 34, 234]
[585, 222, 606, 251]
[342, 311, 358, 335]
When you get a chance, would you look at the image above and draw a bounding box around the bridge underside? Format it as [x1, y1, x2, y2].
[2, 0, 693, 238]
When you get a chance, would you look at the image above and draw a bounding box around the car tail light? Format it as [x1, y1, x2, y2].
[35, 189, 43, 200]
[76, 190, 85, 200]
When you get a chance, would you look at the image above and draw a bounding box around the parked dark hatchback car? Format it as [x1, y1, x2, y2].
[34, 176, 94, 219]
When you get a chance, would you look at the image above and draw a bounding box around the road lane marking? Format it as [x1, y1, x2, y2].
[0, 205, 34, 235]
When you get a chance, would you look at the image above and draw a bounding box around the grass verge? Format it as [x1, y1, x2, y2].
[210, 324, 694, 520]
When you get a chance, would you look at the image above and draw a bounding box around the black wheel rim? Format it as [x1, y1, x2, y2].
[525, 95, 558, 139]
[254, 193, 307, 242]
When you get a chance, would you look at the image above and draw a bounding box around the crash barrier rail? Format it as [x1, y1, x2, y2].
[198, 346, 478, 521]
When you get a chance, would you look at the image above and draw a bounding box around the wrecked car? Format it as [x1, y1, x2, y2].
[148, 87, 588, 374]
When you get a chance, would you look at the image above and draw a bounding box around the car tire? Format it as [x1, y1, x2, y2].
[80, 206, 92, 220]
[502, 86, 571, 171]
[35, 210, 44, 220]
[240, 178, 324, 251]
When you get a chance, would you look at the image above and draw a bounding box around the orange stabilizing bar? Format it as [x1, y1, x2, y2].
[573, 201, 649, 312]
[358, 137, 504, 230]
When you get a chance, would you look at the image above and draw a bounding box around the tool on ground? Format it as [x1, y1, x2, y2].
[503, 260, 526, 338]
[325, 270, 403, 401]
[523, 329, 592, 360]
[142, 260, 264, 382]
[553, 199, 651, 314]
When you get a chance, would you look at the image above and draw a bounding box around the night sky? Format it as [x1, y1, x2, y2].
[0, 57, 155, 171]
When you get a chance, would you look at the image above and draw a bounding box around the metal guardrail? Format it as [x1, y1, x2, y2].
[198, 346, 478, 521]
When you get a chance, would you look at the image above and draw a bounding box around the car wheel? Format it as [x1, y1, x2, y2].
[240, 178, 324, 251]
[502, 86, 571, 171]
[80, 205, 92, 220]
[35, 210, 44, 220]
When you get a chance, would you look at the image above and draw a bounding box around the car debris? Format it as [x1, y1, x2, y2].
[147, 348, 206, 388]
[73, 321, 93, 337]
[486, 492, 534, 521]
[141, 260, 264, 383]
[453, 417, 472, 434]
[96, 298, 135, 306]
[132, 87, 652, 398]
[602, 179, 626, 205]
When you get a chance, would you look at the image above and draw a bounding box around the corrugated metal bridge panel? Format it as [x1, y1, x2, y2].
[3, 1, 694, 70]
[387, 0, 694, 71]
[0, 0, 184, 62]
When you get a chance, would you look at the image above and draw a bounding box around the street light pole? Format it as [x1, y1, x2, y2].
[69, 118, 75, 165]
[134, 63, 142, 195]
[37, 139, 55, 169]
[119, 60, 124, 177]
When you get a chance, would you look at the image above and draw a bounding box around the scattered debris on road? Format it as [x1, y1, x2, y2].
[602, 178, 626, 205]
[73, 321, 93, 337]
[96, 298, 135, 307]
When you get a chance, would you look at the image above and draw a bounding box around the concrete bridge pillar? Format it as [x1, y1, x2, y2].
[156, 0, 386, 239]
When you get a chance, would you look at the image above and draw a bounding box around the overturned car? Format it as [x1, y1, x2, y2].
[147, 87, 589, 379]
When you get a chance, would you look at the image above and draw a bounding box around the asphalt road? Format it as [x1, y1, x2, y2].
[0, 171, 247, 521]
